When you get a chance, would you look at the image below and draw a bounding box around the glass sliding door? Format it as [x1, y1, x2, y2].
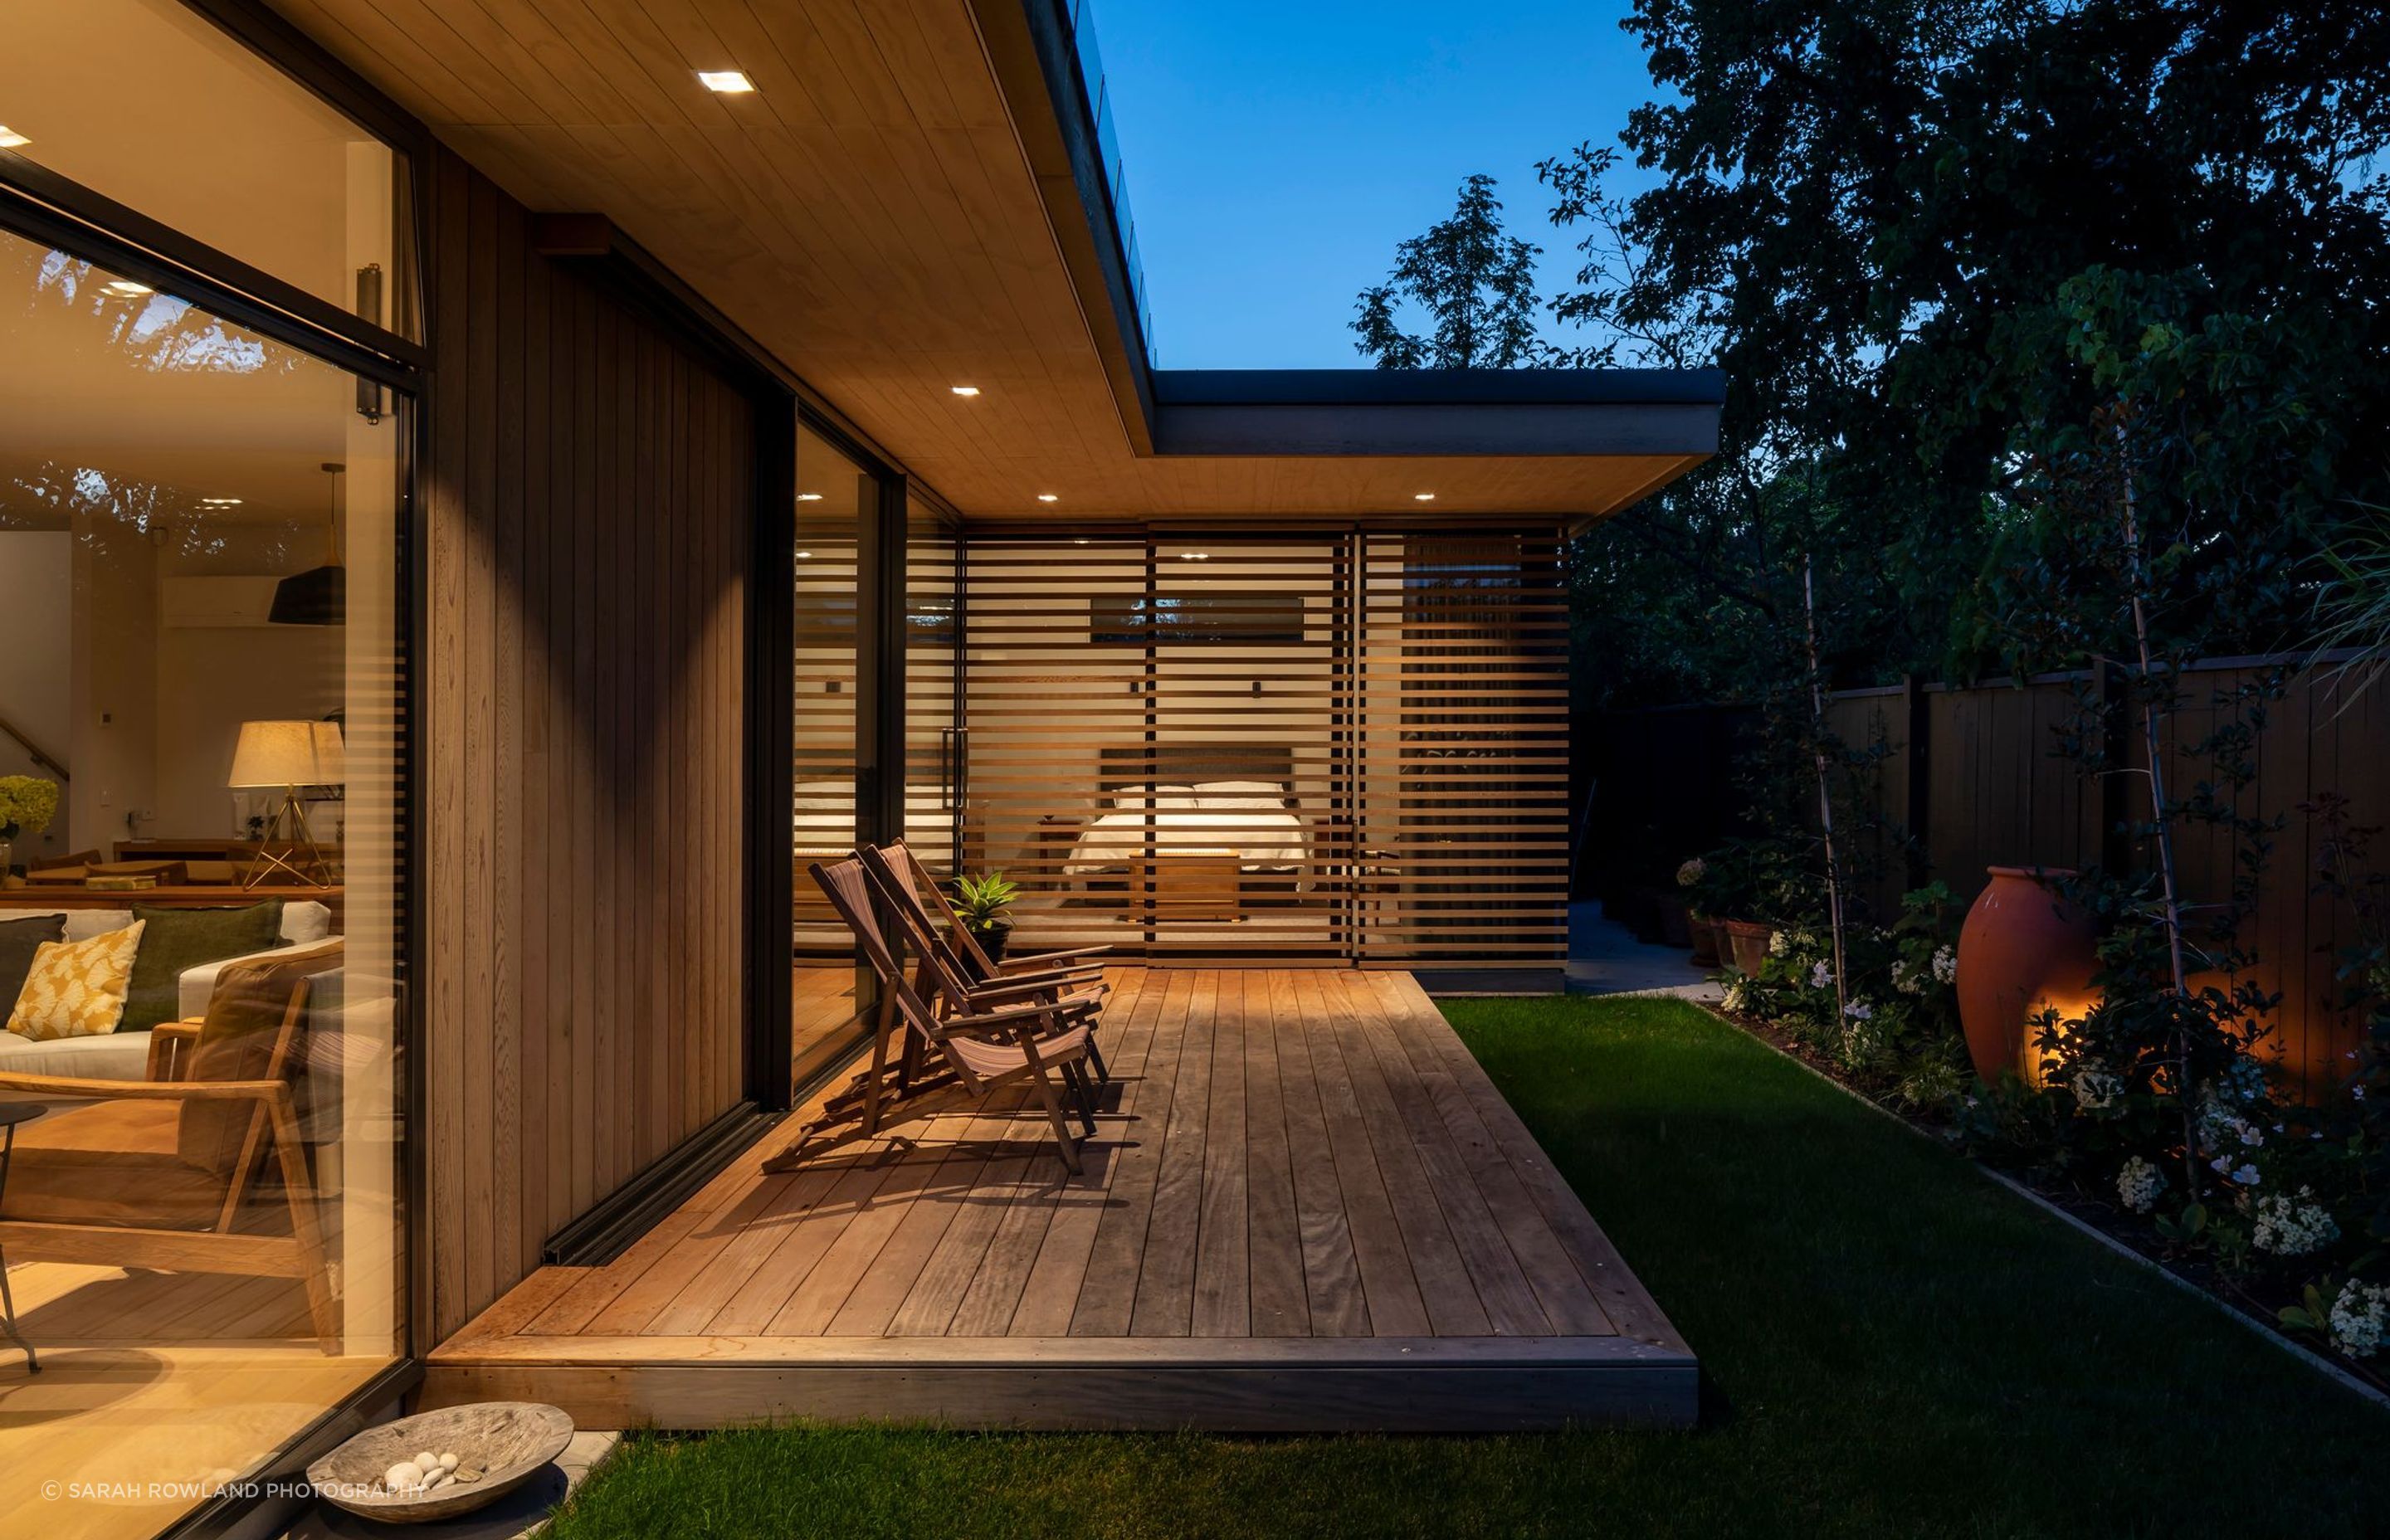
[0, 222, 407, 1531]
[905, 506, 961, 880]
[790, 421, 868, 1081]
[0, 4, 417, 1530]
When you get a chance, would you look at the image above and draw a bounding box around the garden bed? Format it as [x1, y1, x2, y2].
[1708, 991, 2390, 1401]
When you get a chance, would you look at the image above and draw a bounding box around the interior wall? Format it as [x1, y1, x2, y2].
[0, 531, 73, 859]
[68, 509, 159, 855]
[421, 148, 756, 1340]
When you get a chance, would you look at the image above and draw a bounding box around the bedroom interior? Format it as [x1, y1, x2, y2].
[876, 527, 1569, 971]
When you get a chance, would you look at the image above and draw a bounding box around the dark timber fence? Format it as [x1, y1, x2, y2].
[1581, 654, 2390, 1099]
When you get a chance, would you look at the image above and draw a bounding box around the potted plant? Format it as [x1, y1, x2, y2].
[0, 775, 60, 884]
[949, 870, 1022, 970]
[1700, 838, 1799, 977]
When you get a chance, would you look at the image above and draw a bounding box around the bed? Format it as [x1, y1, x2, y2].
[1059, 748, 1315, 898]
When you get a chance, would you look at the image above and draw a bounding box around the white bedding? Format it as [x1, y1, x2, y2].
[1063, 807, 1309, 874]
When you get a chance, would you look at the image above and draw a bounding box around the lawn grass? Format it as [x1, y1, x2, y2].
[544, 996, 2390, 1539]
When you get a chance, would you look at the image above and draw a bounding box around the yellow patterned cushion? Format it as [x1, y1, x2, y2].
[7, 920, 146, 1041]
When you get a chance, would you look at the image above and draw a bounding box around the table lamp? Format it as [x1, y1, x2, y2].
[229, 719, 344, 888]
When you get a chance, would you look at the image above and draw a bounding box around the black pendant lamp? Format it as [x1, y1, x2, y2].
[271, 461, 346, 626]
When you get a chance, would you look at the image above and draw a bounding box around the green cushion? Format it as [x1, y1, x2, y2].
[120, 901, 285, 1035]
[0, 914, 66, 1021]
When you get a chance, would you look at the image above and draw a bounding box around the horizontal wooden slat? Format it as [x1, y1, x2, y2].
[952, 530, 1566, 962]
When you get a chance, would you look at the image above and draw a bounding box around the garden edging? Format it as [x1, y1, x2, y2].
[1694, 1001, 2390, 1412]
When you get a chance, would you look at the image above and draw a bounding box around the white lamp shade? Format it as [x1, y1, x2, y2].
[229, 719, 346, 788]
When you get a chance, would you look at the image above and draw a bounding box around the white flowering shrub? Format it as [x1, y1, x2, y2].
[2329, 1283, 2390, 1358]
[1721, 880, 1968, 1100]
[2251, 1188, 2339, 1257]
[2072, 1060, 2121, 1113]
[2116, 1156, 2165, 1213]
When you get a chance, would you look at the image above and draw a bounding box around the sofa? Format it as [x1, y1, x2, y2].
[0, 900, 338, 1082]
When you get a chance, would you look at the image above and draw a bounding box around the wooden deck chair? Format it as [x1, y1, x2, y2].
[878, 839, 1115, 985]
[760, 859, 1096, 1176]
[862, 841, 1112, 1086]
[0, 941, 344, 1351]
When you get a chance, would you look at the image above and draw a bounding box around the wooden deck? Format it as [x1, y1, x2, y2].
[424, 969, 1695, 1430]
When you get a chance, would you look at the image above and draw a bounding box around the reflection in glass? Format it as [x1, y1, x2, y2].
[0, 225, 402, 1534]
[0, 0, 417, 336]
[792, 423, 868, 1080]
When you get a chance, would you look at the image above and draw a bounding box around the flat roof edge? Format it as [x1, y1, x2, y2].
[1154, 402, 1720, 461]
[1154, 368, 1726, 408]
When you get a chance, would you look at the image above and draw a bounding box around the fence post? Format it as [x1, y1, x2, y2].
[1903, 674, 1930, 891]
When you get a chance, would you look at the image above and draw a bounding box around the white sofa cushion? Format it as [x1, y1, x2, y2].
[0, 1026, 154, 1082]
[2, 901, 342, 1075]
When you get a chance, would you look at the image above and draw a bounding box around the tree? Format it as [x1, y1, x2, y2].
[1543, 0, 2390, 704]
[1351, 174, 1553, 368]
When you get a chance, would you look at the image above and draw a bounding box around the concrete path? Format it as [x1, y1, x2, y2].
[1567, 901, 1723, 1001]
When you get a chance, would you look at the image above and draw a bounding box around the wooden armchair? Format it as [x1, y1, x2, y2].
[761, 859, 1096, 1175]
[0, 941, 343, 1349]
[861, 841, 1112, 1087]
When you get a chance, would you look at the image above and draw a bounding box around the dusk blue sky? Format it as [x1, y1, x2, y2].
[1092, 1, 1659, 370]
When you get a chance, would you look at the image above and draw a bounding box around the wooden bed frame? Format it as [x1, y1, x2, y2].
[1074, 745, 1323, 911]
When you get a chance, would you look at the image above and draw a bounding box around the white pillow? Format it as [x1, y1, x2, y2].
[1196, 780, 1286, 811]
[1111, 785, 1197, 811]
[281, 900, 334, 943]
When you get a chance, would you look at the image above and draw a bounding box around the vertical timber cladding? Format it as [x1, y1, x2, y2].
[958, 528, 1568, 963]
[422, 150, 754, 1338]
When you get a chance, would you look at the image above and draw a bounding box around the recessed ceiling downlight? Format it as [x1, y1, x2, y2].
[697, 71, 755, 93]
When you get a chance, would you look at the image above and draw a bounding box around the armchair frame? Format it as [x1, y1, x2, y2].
[0, 974, 336, 1350]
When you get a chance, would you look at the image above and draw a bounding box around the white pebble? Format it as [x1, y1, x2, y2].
[437, 1451, 460, 1471]
[424, 1468, 452, 1491]
[384, 1461, 422, 1491]
[415, 1450, 440, 1472]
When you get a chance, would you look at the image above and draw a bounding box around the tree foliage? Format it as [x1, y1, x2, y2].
[1551, 0, 2390, 709]
[1352, 174, 1553, 368]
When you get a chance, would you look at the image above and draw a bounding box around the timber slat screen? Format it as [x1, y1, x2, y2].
[960, 529, 1568, 964]
[1359, 533, 1571, 963]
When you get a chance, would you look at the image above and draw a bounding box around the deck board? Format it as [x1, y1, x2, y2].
[427, 969, 1695, 1430]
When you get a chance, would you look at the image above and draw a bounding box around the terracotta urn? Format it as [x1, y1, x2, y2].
[1955, 867, 2100, 1084]
[1688, 914, 1721, 967]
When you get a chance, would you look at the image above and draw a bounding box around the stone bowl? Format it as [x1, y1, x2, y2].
[306, 1401, 574, 1524]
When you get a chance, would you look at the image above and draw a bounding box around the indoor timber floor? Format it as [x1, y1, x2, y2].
[426, 969, 1695, 1430]
[0, 1264, 387, 1540]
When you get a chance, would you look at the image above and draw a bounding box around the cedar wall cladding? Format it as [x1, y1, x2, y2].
[422, 149, 755, 1338]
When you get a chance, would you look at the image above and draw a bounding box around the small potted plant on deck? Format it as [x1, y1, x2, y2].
[949, 870, 1022, 970]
